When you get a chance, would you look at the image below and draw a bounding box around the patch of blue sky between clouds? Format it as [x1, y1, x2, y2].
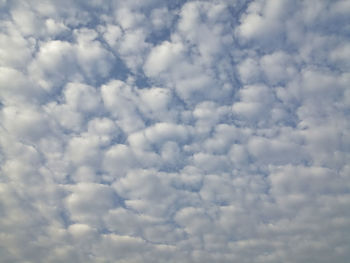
[0, 0, 350, 263]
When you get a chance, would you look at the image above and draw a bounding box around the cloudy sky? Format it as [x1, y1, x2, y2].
[0, 0, 350, 262]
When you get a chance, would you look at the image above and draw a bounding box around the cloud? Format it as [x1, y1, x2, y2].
[144, 41, 184, 77]
[0, 0, 349, 262]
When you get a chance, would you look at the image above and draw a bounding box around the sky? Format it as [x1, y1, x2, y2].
[0, 0, 350, 262]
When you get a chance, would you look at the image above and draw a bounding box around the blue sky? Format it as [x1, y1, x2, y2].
[0, 0, 350, 262]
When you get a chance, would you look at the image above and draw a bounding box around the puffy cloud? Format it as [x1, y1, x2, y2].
[28, 40, 78, 91]
[144, 41, 184, 77]
[0, 67, 44, 105]
[236, 0, 293, 46]
[64, 183, 116, 226]
[0, 0, 349, 262]
[232, 84, 275, 125]
[1, 105, 50, 141]
[63, 82, 101, 113]
[101, 79, 146, 133]
[0, 22, 35, 69]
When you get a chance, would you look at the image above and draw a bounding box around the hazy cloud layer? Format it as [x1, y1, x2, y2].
[1, 0, 349, 262]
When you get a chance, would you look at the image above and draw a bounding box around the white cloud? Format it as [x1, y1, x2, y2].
[1, 105, 50, 141]
[64, 82, 101, 113]
[144, 41, 184, 77]
[102, 24, 122, 47]
[0, 67, 44, 105]
[65, 183, 116, 227]
[232, 84, 274, 124]
[0, 0, 349, 262]
[236, 0, 292, 44]
[0, 22, 34, 69]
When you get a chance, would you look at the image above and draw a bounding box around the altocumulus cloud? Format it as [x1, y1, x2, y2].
[0, 0, 350, 262]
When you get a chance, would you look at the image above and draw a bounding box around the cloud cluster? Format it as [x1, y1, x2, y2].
[1, 0, 349, 262]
